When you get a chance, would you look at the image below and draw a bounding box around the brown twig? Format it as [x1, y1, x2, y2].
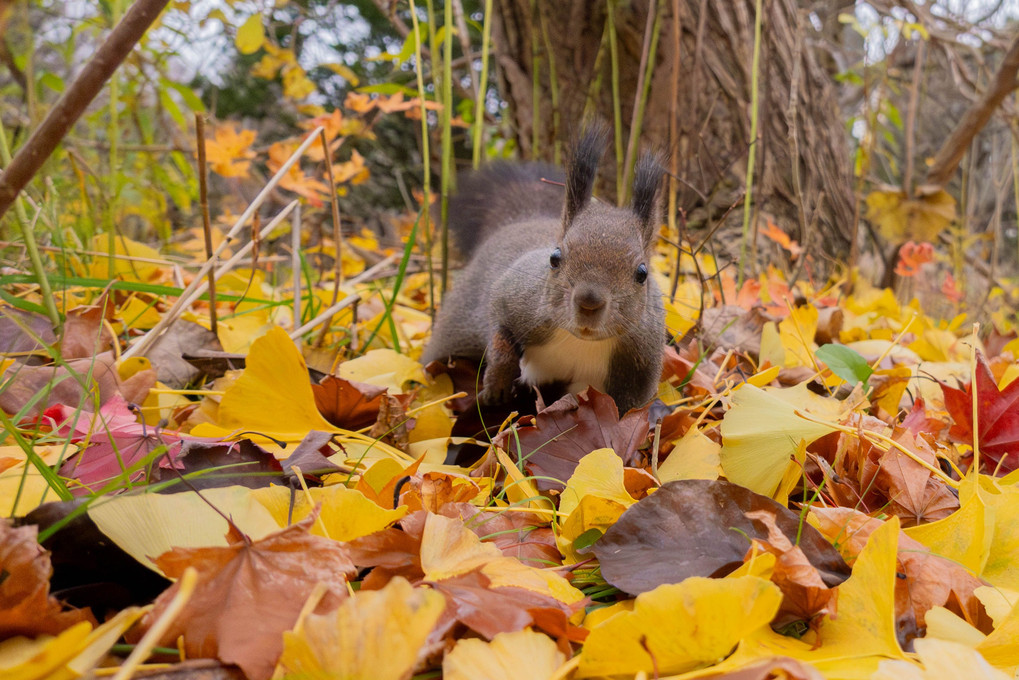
[925, 30, 1019, 187]
[0, 0, 171, 219]
[194, 113, 218, 336]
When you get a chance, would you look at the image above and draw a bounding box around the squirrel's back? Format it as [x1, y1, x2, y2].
[448, 162, 565, 258]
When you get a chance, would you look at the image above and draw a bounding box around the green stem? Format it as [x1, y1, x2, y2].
[606, 0, 623, 204]
[439, 0, 453, 293]
[472, 0, 494, 169]
[737, 0, 764, 288]
[0, 117, 61, 330]
[409, 0, 433, 316]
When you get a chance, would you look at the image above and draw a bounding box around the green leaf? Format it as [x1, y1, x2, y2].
[38, 73, 65, 93]
[816, 344, 873, 385]
[165, 80, 206, 113]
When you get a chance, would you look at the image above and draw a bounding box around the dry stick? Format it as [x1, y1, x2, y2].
[621, 0, 661, 201]
[902, 39, 926, 197]
[122, 128, 324, 360]
[315, 128, 344, 348]
[925, 30, 1019, 187]
[124, 201, 298, 360]
[288, 256, 397, 340]
[292, 202, 302, 330]
[194, 113, 218, 337]
[451, 0, 479, 99]
[0, 0, 171, 218]
[667, 0, 682, 302]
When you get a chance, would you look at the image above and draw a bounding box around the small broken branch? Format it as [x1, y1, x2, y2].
[925, 30, 1019, 188]
[0, 0, 171, 219]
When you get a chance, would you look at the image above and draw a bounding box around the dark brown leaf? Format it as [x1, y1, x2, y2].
[593, 479, 849, 595]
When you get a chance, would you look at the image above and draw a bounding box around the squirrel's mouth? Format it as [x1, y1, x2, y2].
[572, 326, 608, 340]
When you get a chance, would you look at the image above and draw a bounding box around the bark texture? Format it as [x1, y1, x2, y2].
[492, 0, 856, 266]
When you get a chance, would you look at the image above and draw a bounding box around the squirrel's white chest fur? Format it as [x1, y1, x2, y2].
[519, 328, 616, 394]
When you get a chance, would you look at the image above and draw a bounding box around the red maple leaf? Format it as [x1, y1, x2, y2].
[941, 355, 1019, 474]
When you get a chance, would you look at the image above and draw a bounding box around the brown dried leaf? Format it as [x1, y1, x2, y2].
[876, 429, 959, 526]
[493, 388, 650, 491]
[60, 300, 116, 360]
[140, 516, 355, 680]
[745, 509, 836, 630]
[593, 480, 849, 596]
[312, 375, 387, 430]
[0, 520, 96, 637]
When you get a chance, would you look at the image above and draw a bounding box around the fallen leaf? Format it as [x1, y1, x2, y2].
[277, 576, 444, 680]
[443, 629, 567, 680]
[0, 520, 96, 637]
[577, 576, 782, 677]
[493, 389, 650, 491]
[136, 516, 355, 680]
[941, 354, 1019, 474]
[593, 480, 849, 596]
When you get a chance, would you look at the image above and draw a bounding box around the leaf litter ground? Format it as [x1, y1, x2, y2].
[2, 223, 1019, 680]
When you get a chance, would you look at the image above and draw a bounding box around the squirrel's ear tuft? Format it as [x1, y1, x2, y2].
[564, 123, 608, 224]
[631, 150, 665, 238]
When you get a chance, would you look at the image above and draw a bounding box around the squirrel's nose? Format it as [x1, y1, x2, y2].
[574, 287, 606, 312]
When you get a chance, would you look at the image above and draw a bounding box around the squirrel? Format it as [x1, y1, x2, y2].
[422, 126, 666, 414]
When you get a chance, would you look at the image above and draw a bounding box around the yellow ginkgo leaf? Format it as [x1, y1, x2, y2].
[88, 486, 282, 573]
[557, 494, 629, 564]
[444, 629, 567, 680]
[277, 577, 445, 680]
[495, 448, 555, 515]
[338, 349, 427, 393]
[873, 638, 1009, 680]
[88, 234, 161, 281]
[719, 384, 839, 498]
[975, 586, 1019, 628]
[577, 576, 782, 678]
[658, 427, 721, 483]
[558, 448, 636, 519]
[0, 607, 143, 680]
[976, 593, 1019, 671]
[191, 326, 342, 450]
[420, 513, 504, 582]
[251, 484, 407, 542]
[779, 304, 819, 369]
[717, 517, 906, 678]
[904, 476, 990, 577]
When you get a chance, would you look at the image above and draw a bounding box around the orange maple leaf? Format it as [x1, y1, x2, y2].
[894, 241, 934, 277]
[267, 141, 330, 205]
[941, 272, 963, 302]
[759, 219, 803, 257]
[204, 124, 257, 179]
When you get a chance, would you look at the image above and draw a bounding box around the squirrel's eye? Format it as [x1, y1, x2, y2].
[635, 263, 648, 284]
[550, 248, 562, 269]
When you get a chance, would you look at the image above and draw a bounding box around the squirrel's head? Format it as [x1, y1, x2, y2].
[550, 126, 665, 340]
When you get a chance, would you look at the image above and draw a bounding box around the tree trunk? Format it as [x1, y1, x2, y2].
[491, 0, 856, 269]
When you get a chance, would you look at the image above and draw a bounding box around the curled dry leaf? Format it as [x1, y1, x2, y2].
[593, 480, 849, 596]
[0, 520, 96, 637]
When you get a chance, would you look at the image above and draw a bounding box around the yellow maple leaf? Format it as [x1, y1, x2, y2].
[865, 184, 957, 243]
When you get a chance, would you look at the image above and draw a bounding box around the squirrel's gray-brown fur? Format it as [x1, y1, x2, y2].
[422, 126, 666, 413]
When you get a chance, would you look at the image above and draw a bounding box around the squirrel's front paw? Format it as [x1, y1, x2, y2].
[478, 380, 514, 405]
